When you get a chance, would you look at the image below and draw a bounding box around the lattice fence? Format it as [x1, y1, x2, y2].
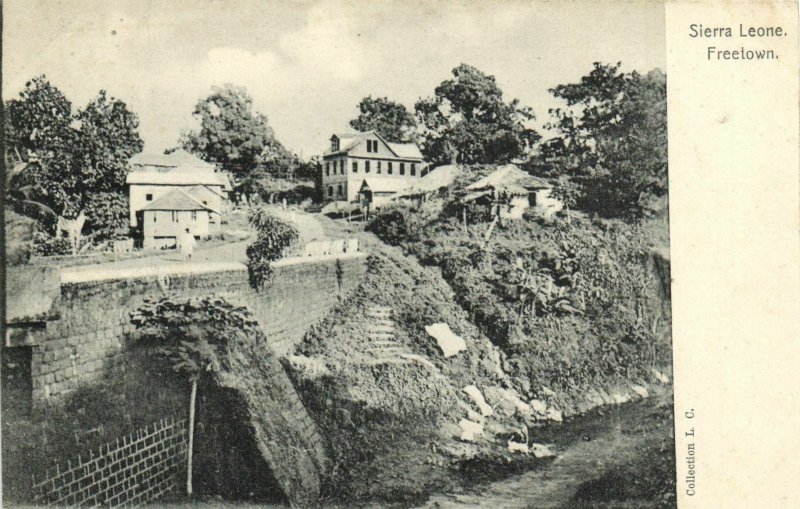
[32, 416, 188, 508]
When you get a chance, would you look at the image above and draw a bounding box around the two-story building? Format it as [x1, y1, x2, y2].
[126, 149, 231, 232]
[320, 131, 425, 207]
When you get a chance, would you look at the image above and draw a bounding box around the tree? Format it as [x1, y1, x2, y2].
[5, 77, 143, 249]
[349, 96, 417, 142]
[542, 63, 667, 218]
[415, 64, 540, 166]
[182, 85, 297, 182]
[131, 296, 261, 497]
[246, 208, 299, 288]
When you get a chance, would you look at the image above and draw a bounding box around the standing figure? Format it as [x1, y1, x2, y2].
[181, 228, 197, 262]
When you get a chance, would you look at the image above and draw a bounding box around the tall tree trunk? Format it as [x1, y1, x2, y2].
[187, 379, 197, 496]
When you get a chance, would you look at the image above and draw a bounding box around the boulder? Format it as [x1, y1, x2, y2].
[425, 323, 467, 358]
[530, 443, 555, 458]
[458, 419, 484, 442]
[507, 441, 529, 454]
[463, 385, 493, 417]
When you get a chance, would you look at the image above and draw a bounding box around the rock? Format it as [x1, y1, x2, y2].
[529, 443, 555, 458]
[651, 368, 670, 384]
[458, 419, 484, 442]
[499, 387, 533, 419]
[530, 399, 548, 415]
[457, 399, 485, 423]
[612, 393, 630, 404]
[425, 323, 467, 358]
[286, 355, 329, 378]
[507, 441, 529, 454]
[463, 385, 493, 417]
[484, 386, 517, 417]
[545, 408, 563, 422]
[631, 385, 649, 398]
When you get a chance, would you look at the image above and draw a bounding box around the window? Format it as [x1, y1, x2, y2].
[377, 161, 382, 174]
[411, 163, 417, 176]
[191, 211, 197, 221]
[325, 163, 330, 176]
[202, 201, 208, 205]
[171, 211, 178, 222]
[331, 137, 339, 152]
[352, 161, 358, 173]
[388, 162, 393, 174]
[366, 140, 372, 152]
[367, 139, 378, 153]
[400, 163, 405, 175]
[328, 186, 334, 198]
[337, 184, 343, 197]
[145, 193, 153, 201]
[365, 161, 371, 173]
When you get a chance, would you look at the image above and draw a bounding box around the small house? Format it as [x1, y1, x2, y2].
[140, 189, 219, 250]
[462, 164, 560, 219]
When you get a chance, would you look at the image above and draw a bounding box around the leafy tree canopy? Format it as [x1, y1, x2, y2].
[5, 76, 143, 241]
[540, 62, 667, 219]
[349, 96, 417, 143]
[415, 64, 540, 166]
[181, 84, 298, 181]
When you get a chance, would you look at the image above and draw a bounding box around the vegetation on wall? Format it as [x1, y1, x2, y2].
[245, 208, 299, 288]
[131, 295, 263, 495]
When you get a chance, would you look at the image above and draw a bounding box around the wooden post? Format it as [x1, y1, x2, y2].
[187, 379, 197, 496]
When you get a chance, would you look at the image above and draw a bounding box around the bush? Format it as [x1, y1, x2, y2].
[366, 203, 413, 246]
[32, 231, 72, 256]
[246, 208, 299, 288]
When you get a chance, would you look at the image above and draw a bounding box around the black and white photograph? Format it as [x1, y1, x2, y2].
[2, 1, 675, 507]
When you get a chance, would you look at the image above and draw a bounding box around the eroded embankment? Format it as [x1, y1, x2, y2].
[208, 328, 328, 508]
[282, 230, 671, 505]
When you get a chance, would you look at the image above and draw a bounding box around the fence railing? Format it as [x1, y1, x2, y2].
[32, 416, 188, 508]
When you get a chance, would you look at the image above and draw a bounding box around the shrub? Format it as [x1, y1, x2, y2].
[366, 203, 413, 246]
[246, 208, 299, 288]
[32, 231, 72, 256]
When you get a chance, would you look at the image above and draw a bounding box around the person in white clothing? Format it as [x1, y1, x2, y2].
[181, 228, 197, 261]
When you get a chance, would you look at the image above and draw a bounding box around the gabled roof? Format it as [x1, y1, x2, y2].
[141, 189, 219, 213]
[387, 142, 423, 159]
[186, 184, 226, 200]
[464, 164, 551, 196]
[324, 130, 423, 160]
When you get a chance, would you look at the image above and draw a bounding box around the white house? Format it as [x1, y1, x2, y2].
[320, 131, 425, 207]
[140, 189, 219, 250]
[126, 149, 231, 229]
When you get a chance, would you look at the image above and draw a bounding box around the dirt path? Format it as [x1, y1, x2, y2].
[416, 394, 674, 509]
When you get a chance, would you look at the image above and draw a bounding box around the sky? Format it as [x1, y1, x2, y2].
[3, 0, 665, 158]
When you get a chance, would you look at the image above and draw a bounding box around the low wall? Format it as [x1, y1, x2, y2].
[3, 253, 368, 505]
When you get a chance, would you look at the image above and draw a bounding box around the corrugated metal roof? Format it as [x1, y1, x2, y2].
[126, 170, 230, 187]
[394, 164, 463, 198]
[142, 189, 219, 213]
[130, 149, 214, 169]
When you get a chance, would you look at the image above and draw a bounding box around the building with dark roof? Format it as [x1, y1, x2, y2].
[320, 131, 425, 207]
